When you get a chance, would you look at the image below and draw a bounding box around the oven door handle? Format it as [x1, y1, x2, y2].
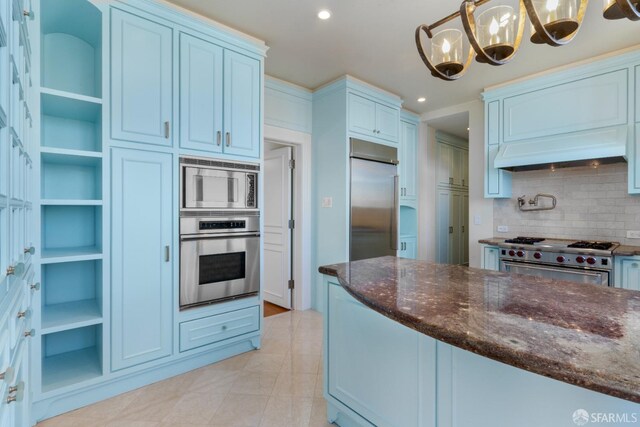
[180, 232, 260, 241]
[502, 261, 605, 276]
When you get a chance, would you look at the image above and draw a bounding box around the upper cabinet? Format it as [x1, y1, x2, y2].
[636, 66, 639, 123]
[179, 33, 223, 153]
[483, 50, 640, 196]
[348, 93, 400, 144]
[111, 9, 173, 147]
[179, 34, 260, 158]
[222, 50, 260, 158]
[436, 131, 468, 189]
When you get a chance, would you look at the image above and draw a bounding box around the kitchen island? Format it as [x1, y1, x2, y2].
[319, 257, 640, 427]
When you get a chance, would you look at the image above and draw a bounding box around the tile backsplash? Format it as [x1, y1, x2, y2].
[493, 162, 640, 245]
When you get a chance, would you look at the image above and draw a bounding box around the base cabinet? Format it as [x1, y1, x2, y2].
[481, 245, 500, 271]
[324, 278, 640, 427]
[110, 148, 173, 370]
[399, 236, 417, 259]
[614, 256, 640, 290]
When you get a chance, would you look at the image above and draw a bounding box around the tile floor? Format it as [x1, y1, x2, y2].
[38, 310, 332, 427]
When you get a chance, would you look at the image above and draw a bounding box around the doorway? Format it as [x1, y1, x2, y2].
[264, 142, 294, 312]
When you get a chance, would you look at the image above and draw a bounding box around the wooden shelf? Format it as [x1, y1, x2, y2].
[40, 87, 102, 105]
[41, 89, 101, 123]
[42, 300, 102, 334]
[40, 147, 102, 159]
[40, 247, 102, 264]
[42, 346, 102, 393]
[40, 200, 103, 206]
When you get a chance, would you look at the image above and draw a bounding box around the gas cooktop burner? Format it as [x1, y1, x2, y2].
[567, 241, 615, 250]
[504, 237, 546, 245]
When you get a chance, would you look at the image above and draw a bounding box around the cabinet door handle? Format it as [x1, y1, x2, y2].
[6, 263, 24, 276]
[23, 246, 34, 255]
[226, 132, 231, 147]
[462, 226, 465, 233]
[165, 246, 170, 262]
[17, 309, 29, 319]
[30, 282, 40, 291]
[449, 177, 453, 185]
[462, 179, 465, 186]
[164, 121, 170, 139]
[216, 131, 222, 146]
[0, 367, 14, 383]
[449, 226, 454, 234]
[24, 329, 35, 338]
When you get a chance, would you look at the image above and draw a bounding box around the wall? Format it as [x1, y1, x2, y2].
[494, 162, 640, 245]
[421, 100, 493, 268]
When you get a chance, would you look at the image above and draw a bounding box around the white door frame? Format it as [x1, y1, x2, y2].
[264, 125, 312, 310]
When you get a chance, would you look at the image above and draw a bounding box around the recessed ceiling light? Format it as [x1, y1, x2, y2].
[318, 10, 331, 20]
[467, 127, 470, 131]
[417, 97, 426, 103]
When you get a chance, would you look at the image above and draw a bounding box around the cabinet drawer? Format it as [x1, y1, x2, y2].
[180, 306, 260, 352]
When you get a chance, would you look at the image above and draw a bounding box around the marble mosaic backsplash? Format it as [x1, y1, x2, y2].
[493, 163, 640, 245]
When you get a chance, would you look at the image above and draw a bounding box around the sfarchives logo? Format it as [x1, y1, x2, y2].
[573, 409, 590, 426]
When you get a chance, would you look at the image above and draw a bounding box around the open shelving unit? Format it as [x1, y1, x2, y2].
[38, 0, 104, 393]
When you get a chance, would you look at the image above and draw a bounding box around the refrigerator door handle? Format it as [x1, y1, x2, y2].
[391, 175, 399, 251]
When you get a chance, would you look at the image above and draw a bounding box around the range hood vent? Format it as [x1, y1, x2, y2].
[493, 125, 628, 171]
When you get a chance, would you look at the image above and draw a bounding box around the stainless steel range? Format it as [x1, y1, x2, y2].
[496, 237, 619, 286]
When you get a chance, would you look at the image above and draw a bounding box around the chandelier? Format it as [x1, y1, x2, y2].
[415, 0, 640, 81]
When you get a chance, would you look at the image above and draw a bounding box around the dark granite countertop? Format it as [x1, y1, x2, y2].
[319, 257, 640, 403]
[479, 237, 640, 256]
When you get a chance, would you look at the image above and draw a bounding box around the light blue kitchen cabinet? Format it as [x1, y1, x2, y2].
[111, 9, 173, 147]
[502, 70, 628, 143]
[110, 148, 173, 371]
[326, 282, 429, 427]
[398, 236, 417, 259]
[348, 92, 400, 143]
[484, 100, 511, 198]
[481, 245, 500, 271]
[223, 50, 260, 158]
[400, 119, 417, 202]
[179, 33, 223, 153]
[614, 256, 640, 290]
[635, 65, 639, 123]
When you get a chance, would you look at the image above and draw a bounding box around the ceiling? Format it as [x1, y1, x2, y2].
[167, 0, 640, 114]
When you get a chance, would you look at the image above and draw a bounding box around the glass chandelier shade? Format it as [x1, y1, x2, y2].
[430, 29, 465, 76]
[603, 0, 640, 20]
[530, 0, 580, 43]
[477, 5, 517, 60]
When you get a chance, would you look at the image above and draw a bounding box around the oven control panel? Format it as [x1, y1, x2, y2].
[499, 248, 612, 270]
[199, 220, 247, 230]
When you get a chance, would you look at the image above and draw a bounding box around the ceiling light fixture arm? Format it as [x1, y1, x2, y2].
[460, 0, 527, 65]
[613, 0, 640, 20]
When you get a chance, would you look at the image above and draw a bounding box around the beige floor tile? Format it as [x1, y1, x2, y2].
[162, 392, 226, 425]
[244, 351, 286, 373]
[189, 367, 240, 395]
[263, 326, 295, 341]
[229, 371, 278, 395]
[259, 396, 313, 427]
[208, 351, 254, 371]
[314, 373, 324, 398]
[211, 393, 269, 427]
[290, 338, 323, 355]
[308, 398, 334, 427]
[116, 386, 179, 422]
[272, 372, 317, 397]
[258, 337, 291, 355]
[281, 352, 321, 374]
[67, 389, 141, 421]
[105, 421, 161, 427]
[37, 416, 107, 427]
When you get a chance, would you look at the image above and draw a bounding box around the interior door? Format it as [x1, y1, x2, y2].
[111, 148, 173, 370]
[263, 146, 293, 309]
[111, 9, 173, 146]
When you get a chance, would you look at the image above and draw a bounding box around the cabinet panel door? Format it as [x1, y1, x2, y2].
[461, 194, 468, 265]
[486, 145, 500, 196]
[634, 124, 640, 192]
[404, 237, 417, 260]
[223, 50, 260, 158]
[400, 121, 417, 200]
[179, 33, 223, 153]
[328, 283, 420, 427]
[111, 9, 173, 146]
[111, 148, 173, 370]
[451, 147, 463, 187]
[376, 103, 399, 143]
[482, 246, 500, 271]
[437, 143, 453, 187]
[436, 190, 451, 264]
[461, 150, 469, 188]
[618, 258, 640, 291]
[636, 66, 639, 123]
[449, 192, 461, 265]
[348, 94, 376, 137]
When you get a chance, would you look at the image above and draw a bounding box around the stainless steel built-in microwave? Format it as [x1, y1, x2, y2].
[180, 157, 258, 210]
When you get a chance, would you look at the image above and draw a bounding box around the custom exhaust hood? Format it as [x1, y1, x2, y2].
[493, 125, 628, 171]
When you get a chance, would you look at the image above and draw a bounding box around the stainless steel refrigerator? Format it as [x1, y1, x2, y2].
[350, 138, 399, 261]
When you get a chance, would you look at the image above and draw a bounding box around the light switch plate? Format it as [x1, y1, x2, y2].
[497, 225, 509, 233]
[627, 230, 640, 239]
[322, 197, 333, 208]
[474, 215, 481, 225]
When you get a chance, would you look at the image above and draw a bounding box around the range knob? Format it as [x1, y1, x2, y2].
[576, 256, 585, 264]
[508, 250, 516, 257]
[534, 252, 542, 259]
[517, 251, 524, 258]
[587, 257, 597, 265]
[557, 256, 565, 263]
